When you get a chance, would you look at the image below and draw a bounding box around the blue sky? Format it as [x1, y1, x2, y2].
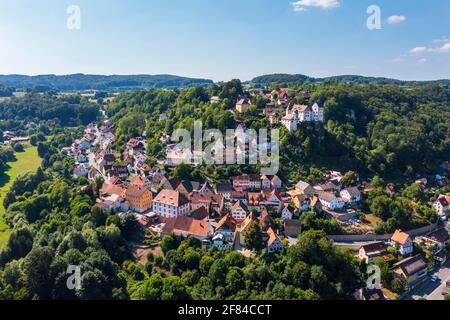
[0, 0, 449, 81]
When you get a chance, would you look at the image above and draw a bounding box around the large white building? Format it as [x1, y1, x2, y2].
[153, 189, 190, 218]
[281, 103, 324, 132]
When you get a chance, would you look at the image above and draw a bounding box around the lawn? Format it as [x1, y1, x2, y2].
[364, 213, 383, 229]
[0, 144, 41, 249]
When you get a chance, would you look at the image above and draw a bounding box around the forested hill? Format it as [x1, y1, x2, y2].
[0, 74, 213, 91]
[251, 73, 450, 86]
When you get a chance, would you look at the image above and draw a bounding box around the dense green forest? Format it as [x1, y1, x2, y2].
[251, 73, 450, 86]
[0, 93, 99, 130]
[0, 85, 14, 97]
[0, 74, 213, 91]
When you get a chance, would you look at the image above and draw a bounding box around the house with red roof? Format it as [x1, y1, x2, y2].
[432, 194, 450, 218]
[390, 230, 413, 256]
[231, 200, 248, 220]
[266, 227, 284, 253]
[161, 216, 213, 240]
[153, 189, 189, 218]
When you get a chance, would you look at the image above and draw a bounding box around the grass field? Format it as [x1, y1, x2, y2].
[0, 144, 41, 249]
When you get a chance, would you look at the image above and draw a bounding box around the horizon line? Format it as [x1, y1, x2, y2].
[0, 72, 449, 84]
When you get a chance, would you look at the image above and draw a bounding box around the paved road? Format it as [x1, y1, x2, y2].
[405, 260, 450, 300]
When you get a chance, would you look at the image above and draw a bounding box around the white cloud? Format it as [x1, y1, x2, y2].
[417, 58, 427, 65]
[432, 36, 450, 44]
[410, 47, 427, 54]
[291, 0, 340, 12]
[410, 42, 450, 54]
[391, 58, 403, 63]
[429, 42, 450, 53]
[387, 15, 406, 24]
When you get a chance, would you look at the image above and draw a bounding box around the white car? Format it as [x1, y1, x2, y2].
[431, 276, 438, 282]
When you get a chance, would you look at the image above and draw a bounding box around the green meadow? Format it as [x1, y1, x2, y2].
[0, 145, 41, 249]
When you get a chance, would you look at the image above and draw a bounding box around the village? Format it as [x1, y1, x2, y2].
[66, 91, 450, 300]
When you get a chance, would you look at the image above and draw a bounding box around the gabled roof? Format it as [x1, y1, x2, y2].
[425, 228, 450, 244]
[130, 175, 149, 187]
[247, 192, 263, 205]
[267, 227, 282, 247]
[125, 185, 150, 198]
[191, 192, 213, 205]
[437, 195, 450, 207]
[127, 138, 143, 148]
[296, 180, 312, 191]
[100, 183, 125, 197]
[178, 180, 194, 193]
[162, 216, 211, 238]
[263, 189, 283, 202]
[360, 242, 388, 254]
[318, 191, 337, 202]
[154, 189, 188, 207]
[391, 230, 411, 245]
[216, 181, 233, 193]
[395, 255, 428, 277]
[191, 206, 209, 221]
[271, 175, 281, 184]
[161, 177, 182, 190]
[236, 98, 251, 105]
[232, 175, 250, 183]
[343, 186, 361, 197]
[259, 209, 274, 231]
[292, 104, 311, 112]
[216, 214, 238, 232]
[103, 153, 116, 162]
[231, 200, 248, 213]
[240, 212, 255, 232]
[198, 181, 213, 193]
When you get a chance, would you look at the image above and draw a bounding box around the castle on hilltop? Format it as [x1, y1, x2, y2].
[281, 102, 324, 132]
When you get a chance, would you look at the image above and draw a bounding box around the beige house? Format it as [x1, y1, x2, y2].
[235, 98, 251, 113]
[358, 242, 388, 263]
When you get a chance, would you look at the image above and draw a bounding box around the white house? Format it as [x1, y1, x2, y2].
[281, 103, 324, 132]
[261, 175, 271, 189]
[231, 200, 248, 220]
[267, 228, 284, 253]
[271, 175, 282, 189]
[165, 147, 200, 167]
[340, 187, 361, 204]
[262, 190, 284, 212]
[216, 182, 233, 200]
[214, 214, 237, 243]
[432, 195, 450, 218]
[153, 190, 190, 218]
[281, 205, 293, 221]
[318, 192, 345, 211]
[390, 230, 413, 256]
